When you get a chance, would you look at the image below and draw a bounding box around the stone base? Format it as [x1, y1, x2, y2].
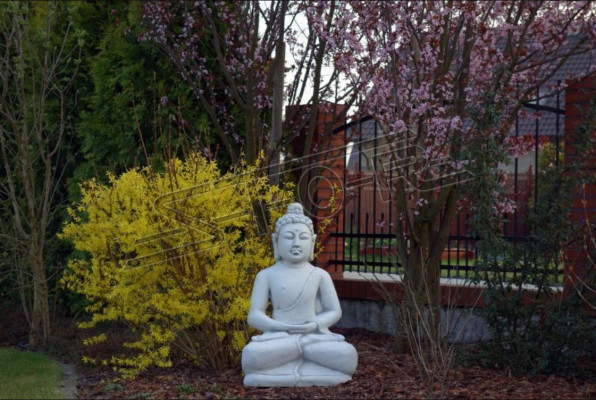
[243, 360, 352, 387]
[337, 298, 491, 343]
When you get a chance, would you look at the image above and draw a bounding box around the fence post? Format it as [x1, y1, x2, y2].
[313, 107, 346, 279]
[563, 76, 596, 298]
[287, 103, 347, 278]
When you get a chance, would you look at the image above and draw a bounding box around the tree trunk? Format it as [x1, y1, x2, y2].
[396, 190, 460, 354]
[29, 248, 50, 346]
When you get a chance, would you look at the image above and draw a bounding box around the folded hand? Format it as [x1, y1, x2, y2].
[286, 321, 318, 333]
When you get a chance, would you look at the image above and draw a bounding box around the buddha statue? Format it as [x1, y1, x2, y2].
[241, 203, 358, 387]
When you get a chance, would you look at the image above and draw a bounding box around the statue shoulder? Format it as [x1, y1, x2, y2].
[313, 265, 333, 281]
[255, 262, 283, 280]
[254, 266, 273, 282]
[257, 265, 271, 274]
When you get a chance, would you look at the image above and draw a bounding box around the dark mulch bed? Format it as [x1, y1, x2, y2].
[1, 305, 594, 399]
[75, 328, 596, 400]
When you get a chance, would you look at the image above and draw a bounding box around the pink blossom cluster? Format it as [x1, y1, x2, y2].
[503, 134, 550, 157]
[492, 195, 517, 215]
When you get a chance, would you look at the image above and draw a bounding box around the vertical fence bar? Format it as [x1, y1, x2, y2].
[456, 212, 462, 278]
[373, 117, 379, 272]
[534, 89, 541, 272]
[465, 212, 471, 280]
[357, 118, 363, 273]
[349, 213, 354, 271]
[342, 125, 348, 275]
[534, 91, 540, 214]
[380, 211, 386, 272]
[555, 80, 561, 167]
[513, 115, 519, 281]
[555, 81, 561, 279]
[364, 212, 370, 273]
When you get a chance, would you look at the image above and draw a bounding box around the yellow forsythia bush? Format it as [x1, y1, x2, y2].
[60, 154, 294, 378]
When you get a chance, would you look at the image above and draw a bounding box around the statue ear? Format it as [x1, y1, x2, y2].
[272, 233, 281, 260]
[309, 234, 317, 261]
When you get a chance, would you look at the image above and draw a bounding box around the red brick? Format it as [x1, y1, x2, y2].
[564, 76, 596, 295]
[575, 184, 596, 198]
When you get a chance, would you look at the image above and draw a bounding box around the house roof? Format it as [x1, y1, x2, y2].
[515, 34, 595, 137]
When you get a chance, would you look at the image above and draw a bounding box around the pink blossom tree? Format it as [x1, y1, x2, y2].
[308, 0, 595, 350]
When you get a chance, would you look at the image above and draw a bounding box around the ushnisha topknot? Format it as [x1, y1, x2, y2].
[274, 203, 314, 235]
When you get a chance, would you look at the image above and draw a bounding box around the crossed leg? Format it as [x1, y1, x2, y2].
[241, 336, 301, 373]
[301, 340, 358, 375]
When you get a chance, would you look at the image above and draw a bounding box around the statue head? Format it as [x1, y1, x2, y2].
[272, 203, 316, 262]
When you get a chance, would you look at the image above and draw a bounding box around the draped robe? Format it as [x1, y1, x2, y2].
[242, 264, 357, 386]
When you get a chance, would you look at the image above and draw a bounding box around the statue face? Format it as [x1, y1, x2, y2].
[276, 223, 314, 263]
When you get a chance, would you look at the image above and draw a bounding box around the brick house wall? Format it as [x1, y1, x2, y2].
[564, 76, 596, 292]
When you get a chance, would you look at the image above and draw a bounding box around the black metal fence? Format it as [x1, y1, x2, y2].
[327, 88, 565, 281]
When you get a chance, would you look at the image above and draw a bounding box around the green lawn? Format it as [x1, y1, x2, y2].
[0, 348, 65, 399]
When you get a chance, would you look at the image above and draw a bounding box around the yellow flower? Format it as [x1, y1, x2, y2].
[60, 153, 294, 377]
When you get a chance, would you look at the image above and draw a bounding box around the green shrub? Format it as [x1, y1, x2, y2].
[472, 102, 596, 375]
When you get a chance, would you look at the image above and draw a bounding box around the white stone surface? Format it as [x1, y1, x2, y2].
[337, 298, 491, 344]
[242, 203, 358, 387]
